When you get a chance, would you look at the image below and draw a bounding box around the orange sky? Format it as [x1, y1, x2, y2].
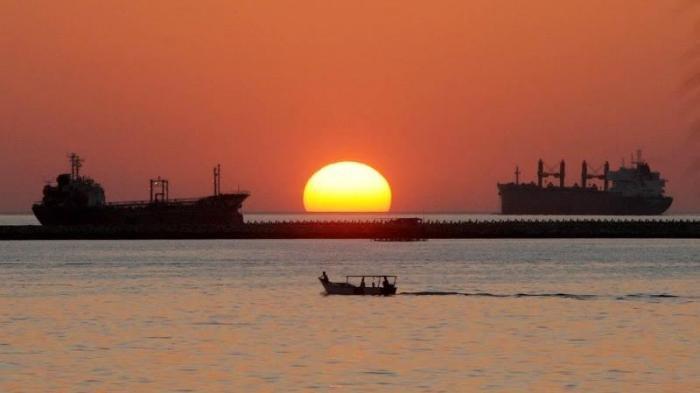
[1, 1, 699, 213]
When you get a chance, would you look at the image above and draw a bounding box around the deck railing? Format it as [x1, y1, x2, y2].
[105, 192, 251, 207]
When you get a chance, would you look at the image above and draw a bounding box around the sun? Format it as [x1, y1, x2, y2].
[303, 161, 392, 212]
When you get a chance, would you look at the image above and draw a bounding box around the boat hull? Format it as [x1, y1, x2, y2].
[32, 194, 247, 226]
[498, 184, 672, 215]
[320, 279, 397, 296]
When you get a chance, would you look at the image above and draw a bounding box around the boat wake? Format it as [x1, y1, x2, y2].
[400, 291, 690, 301]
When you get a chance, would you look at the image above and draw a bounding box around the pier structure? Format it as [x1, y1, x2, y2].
[0, 218, 698, 240]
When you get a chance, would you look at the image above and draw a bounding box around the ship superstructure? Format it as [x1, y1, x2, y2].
[498, 151, 672, 215]
[33, 154, 249, 226]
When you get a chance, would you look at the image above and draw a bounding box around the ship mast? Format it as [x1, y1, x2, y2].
[213, 164, 221, 196]
[69, 153, 83, 180]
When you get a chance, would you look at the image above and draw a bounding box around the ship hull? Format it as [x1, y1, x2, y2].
[498, 184, 672, 215]
[32, 194, 247, 226]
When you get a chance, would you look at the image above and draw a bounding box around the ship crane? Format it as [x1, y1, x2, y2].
[581, 161, 610, 191]
[537, 159, 565, 188]
[150, 177, 169, 203]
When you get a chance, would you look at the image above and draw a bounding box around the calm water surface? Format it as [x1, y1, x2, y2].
[0, 239, 698, 391]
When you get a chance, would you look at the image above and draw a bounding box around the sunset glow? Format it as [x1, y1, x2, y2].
[303, 162, 391, 212]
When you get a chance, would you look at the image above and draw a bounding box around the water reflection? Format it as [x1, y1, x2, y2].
[0, 239, 698, 391]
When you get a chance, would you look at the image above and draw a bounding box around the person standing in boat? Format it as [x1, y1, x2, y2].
[382, 276, 390, 288]
[320, 271, 329, 283]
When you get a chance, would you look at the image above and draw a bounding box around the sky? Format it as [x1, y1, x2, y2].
[1, 0, 699, 213]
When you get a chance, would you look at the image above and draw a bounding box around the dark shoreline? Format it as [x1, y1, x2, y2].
[1, 219, 698, 240]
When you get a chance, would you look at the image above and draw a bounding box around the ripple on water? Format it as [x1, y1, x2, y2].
[362, 369, 398, 376]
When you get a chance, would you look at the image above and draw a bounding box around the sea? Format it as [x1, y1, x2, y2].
[0, 214, 698, 391]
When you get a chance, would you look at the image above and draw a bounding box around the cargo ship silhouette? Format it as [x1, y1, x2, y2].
[498, 151, 672, 215]
[32, 154, 249, 226]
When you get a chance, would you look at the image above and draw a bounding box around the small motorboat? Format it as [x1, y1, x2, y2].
[319, 272, 397, 296]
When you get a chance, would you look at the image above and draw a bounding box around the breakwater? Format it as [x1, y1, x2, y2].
[0, 219, 698, 240]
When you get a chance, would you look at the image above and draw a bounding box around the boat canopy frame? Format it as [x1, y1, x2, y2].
[344, 275, 397, 285]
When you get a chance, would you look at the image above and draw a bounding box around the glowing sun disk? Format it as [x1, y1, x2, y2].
[303, 161, 392, 212]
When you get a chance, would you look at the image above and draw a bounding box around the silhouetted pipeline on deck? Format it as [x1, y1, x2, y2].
[0, 219, 698, 240]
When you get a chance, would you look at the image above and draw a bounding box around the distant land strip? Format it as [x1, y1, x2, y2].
[0, 219, 698, 240]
